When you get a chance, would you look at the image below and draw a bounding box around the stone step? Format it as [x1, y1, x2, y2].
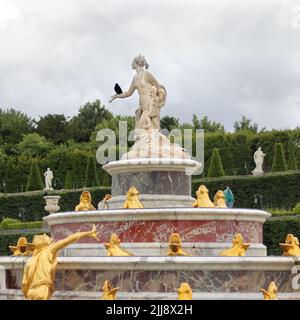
[1, 289, 300, 300]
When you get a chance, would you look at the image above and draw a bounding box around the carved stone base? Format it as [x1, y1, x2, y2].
[103, 158, 202, 208]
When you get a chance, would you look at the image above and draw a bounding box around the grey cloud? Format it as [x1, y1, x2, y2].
[0, 0, 299, 130]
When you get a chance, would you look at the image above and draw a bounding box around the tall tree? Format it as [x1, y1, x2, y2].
[160, 116, 179, 132]
[68, 100, 113, 142]
[36, 114, 68, 144]
[287, 141, 298, 171]
[17, 133, 53, 157]
[26, 160, 43, 191]
[84, 156, 100, 187]
[234, 115, 259, 133]
[199, 116, 225, 133]
[0, 108, 34, 153]
[271, 142, 287, 172]
[207, 148, 225, 178]
[192, 114, 201, 129]
[64, 171, 73, 189]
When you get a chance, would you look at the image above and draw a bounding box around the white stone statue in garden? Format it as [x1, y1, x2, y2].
[44, 168, 54, 190]
[109, 55, 189, 160]
[109, 54, 167, 131]
[252, 147, 266, 176]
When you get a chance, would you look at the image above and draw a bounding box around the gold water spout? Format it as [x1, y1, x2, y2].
[167, 233, 189, 256]
[177, 283, 192, 300]
[123, 186, 144, 209]
[261, 281, 278, 300]
[104, 233, 133, 256]
[219, 233, 250, 256]
[279, 233, 300, 256]
[192, 185, 214, 208]
[75, 190, 96, 211]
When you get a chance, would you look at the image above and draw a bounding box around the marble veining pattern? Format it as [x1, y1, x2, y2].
[51, 220, 262, 243]
[112, 171, 190, 196]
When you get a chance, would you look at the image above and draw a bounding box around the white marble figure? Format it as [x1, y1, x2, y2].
[109, 54, 167, 131]
[109, 55, 189, 160]
[44, 168, 54, 190]
[252, 147, 266, 176]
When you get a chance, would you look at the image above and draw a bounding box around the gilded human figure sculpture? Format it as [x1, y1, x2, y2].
[21, 225, 99, 300]
[75, 191, 96, 211]
[219, 233, 250, 256]
[109, 54, 167, 131]
[260, 281, 278, 300]
[192, 185, 214, 208]
[167, 233, 189, 256]
[104, 233, 133, 256]
[9, 237, 32, 256]
[102, 280, 119, 300]
[177, 283, 192, 300]
[213, 190, 227, 208]
[123, 186, 144, 209]
[279, 233, 300, 256]
[98, 194, 112, 210]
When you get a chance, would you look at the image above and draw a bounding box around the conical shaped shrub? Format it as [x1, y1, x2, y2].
[207, 148, 225, 178]
[26, 160, 43, 191]
[64, 170, 73, 189]
[287, 141, 298, 171]
[271, 142, 287, 172]
[84, 156, 100, 187]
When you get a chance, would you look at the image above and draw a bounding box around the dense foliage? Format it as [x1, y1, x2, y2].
[0, 187, 110, 221]
[1, 103, 300, 193]
[192, 171, 300, 210]
[263, 216, 300, 256]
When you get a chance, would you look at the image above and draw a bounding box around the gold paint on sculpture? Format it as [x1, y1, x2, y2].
[260, 281, 278, 300]
[123, 186, 144, 209]
[213, 190, 227, 208]
[177, 283, 192, 300]
[279, 233, 300, 256]
[219, 233, 250, 256]
[21, 225, 99, 300]
[9, 237, 32, 256]
[104, 233, 133, 256]
[75, 190, 96, 211]
[102, 280, 119, 300]
[167, 233, 189, 256]
[192, 185, 214, 208]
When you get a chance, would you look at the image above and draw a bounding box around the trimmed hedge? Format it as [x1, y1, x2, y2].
[263, 216, 300, 256]
[192, 170, 300, 209]
[0, 221, 43, 230]
[0, 186, 110, 221]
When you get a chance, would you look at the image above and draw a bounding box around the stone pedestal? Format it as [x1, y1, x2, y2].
[103, 158, 201, 208]
[44, 195, 61, 214]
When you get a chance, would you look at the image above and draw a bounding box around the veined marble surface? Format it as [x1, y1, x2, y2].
[1, 256, 297, 294]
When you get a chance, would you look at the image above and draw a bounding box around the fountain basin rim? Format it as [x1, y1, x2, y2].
[0, 256, 295, 271]
[44, 207, 271, 225]
[103, 158, 201, 174]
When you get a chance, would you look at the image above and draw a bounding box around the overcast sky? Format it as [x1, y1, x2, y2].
[0, 0, 300, 131]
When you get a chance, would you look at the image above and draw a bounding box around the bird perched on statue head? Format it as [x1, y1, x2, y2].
[114, 83, 123, 94]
